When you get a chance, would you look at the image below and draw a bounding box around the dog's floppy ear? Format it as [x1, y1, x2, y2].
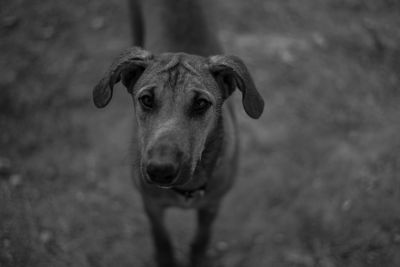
[209, 55, 264, 119]
[93, 46, 153, 108]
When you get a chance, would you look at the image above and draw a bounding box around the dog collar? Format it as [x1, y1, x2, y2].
[172, 183, 207, 201]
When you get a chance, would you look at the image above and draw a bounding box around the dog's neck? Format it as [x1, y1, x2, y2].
[140, 0, 221, 55]
[199, 115, 225, 176]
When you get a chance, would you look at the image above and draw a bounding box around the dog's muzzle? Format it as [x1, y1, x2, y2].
[143, 142, 184, 187]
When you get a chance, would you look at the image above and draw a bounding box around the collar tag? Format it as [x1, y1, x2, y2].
[176, 186, 207, 203]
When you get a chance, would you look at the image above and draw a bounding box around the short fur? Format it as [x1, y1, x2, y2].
[93, 1, 264, 266]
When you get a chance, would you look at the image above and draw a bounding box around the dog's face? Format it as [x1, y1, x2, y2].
[132, 54, 222, 187]
[93, 47, 264, 188]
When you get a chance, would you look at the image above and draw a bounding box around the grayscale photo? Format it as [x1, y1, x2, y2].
[1, 0, 399, 266]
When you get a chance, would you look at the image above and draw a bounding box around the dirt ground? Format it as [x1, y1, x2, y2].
[1, 0, 400, 266]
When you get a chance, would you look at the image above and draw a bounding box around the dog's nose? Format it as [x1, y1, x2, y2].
[146, 161, 179, 185]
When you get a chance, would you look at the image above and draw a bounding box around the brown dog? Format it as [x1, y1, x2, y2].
[93, 0, 264, 266]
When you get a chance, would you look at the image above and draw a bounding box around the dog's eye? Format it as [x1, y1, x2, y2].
[193, 98, 211, 113]
[139, 94, 154, 109]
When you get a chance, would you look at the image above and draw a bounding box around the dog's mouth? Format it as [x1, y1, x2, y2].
[142, 172, 179, 188]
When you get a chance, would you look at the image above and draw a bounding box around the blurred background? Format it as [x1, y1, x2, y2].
[1, 0, 400, 266]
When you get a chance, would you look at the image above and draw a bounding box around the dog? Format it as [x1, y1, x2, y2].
[92, 0, 264, 266]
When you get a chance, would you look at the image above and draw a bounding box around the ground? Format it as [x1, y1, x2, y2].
[1, 0, 400, 266]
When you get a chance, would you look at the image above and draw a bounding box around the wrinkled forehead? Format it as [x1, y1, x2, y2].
[134, 53, 219, 95]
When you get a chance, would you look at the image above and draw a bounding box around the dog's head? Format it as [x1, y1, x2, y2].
[93, 47, 264, 188]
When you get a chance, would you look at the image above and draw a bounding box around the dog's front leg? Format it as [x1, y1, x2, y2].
[190, 206, 219, 267]
[143, 201, 176, 267]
